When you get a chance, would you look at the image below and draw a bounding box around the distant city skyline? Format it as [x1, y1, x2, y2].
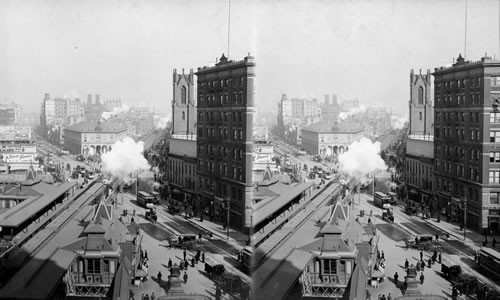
[1, 0, 499, 115]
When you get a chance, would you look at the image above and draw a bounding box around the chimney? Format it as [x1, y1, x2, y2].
[88, 94, 92, 104]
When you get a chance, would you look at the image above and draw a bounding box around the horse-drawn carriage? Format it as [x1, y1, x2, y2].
[405, 234, 435, 250]
[204, 257, 225, 277]
[382, 208, 394, 223]
[168, 234, 198, 250]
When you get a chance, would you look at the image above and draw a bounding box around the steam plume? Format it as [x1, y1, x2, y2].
[101, 137, 150, 184]
[339, 105, 367, 120]
[102, 105, 130, 120]
[391, 115, 408, 130]
[338, 137, 387, 180]
[153, 115, 170, 129]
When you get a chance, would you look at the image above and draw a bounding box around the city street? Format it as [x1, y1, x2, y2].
[115, 192, 251, 299]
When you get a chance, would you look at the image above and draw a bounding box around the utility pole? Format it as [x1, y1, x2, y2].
[226, 197, 230, 240]
[463, 198, 468, 241]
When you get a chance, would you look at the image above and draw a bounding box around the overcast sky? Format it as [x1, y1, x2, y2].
[1, 0, 499, 116]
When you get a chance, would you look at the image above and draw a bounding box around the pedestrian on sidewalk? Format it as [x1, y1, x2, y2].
[493, 238, 497, 248]
[183, 272, 188, 284]
[393, 272, 399, 287]
[438, 253, 442, 263]
[201, 252, 205, 263]
[381, 251, 385, 261]
[378, 295, 381, 300]
[191, 257, 195, 267]
[157, 271, 162, 283]
[144, 293, 150, 300]
[184, 259, 189, 270]
[151, 292, 155, 300]
[381, 294, 387, 300]
[419, 272, 425, 284]
[387, 293, 392, 300]
[180, 260, 184, 270]
[421, 260, 425, 271]
[145, 250, 148, 261]
[435, 233, 439, 242]
[428, 258, 432, 268]
[483, 237, 488, 247]
[420, 250, 423, 261]
[183, 250, 187, 260]
[404, 259, 409, 270]
[199, 232, 202, 241]
[168, 258, 172, 268]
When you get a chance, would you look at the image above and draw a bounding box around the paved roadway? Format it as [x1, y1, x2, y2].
[117, 193, 251, 282]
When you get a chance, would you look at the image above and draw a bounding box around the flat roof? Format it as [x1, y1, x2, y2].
[253, 181, 313, 225]
[0, 182, 76, 227]
[65, 121, 127, 133]
[0, 249, 77, 299]
[255, 248, 312, 299]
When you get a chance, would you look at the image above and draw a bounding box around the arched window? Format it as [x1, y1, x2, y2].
[419, 112, 422, 120]
[418, 86, 424, 104]
[182, 111, 186, 120]
[181, 86, 187, 104]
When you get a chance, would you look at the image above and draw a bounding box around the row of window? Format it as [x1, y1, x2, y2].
[198, 127, 245, 141]
[198, 111, 244, 123]
[168, 160, 195, 186]
[199, 145, 244, 160]
[435, 126, 480, 141]
[198, 178, 244, 202]
[198, 92, 244, 106]
[436, 178, 480, 202]
[198, 77, 245, 90]
[198, 160, 243, 181]
[436, 160, 480, 181]
[435, 111, 480, 123]
[435, 77, 482, 90]
[435, 93, 481, 106]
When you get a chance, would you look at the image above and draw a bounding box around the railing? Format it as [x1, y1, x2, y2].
[302, 272, 350, 286]
[69, 272, 114, 285]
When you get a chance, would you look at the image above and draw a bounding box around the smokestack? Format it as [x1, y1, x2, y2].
[95, 94, 101, 105]
[88, 94, 92, 104]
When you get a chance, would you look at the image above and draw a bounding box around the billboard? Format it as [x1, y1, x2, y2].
[0, 145, 37, 153]
[0, 153, 36, 163]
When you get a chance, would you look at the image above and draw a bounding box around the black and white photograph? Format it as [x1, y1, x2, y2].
[0, 0, 500, 299]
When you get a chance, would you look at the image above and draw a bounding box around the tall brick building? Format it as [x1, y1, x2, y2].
[196, 54, 255, 231]
[433, 54, 500, 233]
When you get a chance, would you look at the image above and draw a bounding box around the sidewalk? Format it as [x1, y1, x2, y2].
[179, 212, 248, 250]
[423, 216, 500, 251]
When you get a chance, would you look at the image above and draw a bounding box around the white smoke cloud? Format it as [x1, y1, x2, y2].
[391, 115, 408, 130]
[339, 105, 367, 120]
[102, 105, 131, 120]
[386, 181, 398, 191]
[101, 137, 150, 184]
[153, 115, 170, 129]
[338, 137, 387, 180]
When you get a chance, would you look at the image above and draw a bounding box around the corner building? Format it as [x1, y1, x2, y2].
[196, 54, 255, 231]
[433, 54, 500, 233]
